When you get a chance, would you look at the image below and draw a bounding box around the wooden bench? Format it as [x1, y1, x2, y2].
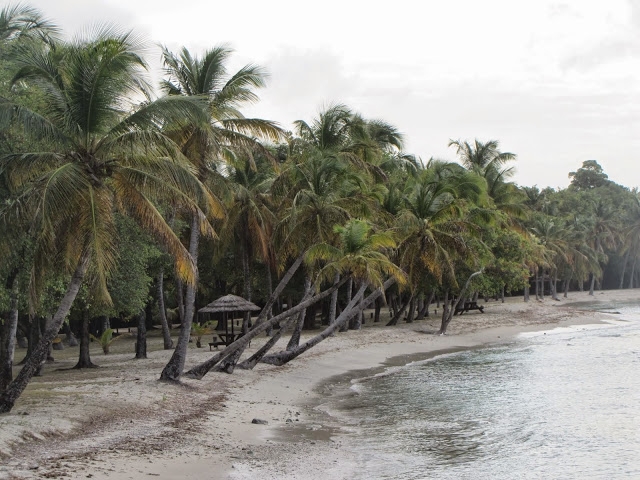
[208, 339, 226, 350]
[208, 332, 249, 350]
[455, 301, 485, 315]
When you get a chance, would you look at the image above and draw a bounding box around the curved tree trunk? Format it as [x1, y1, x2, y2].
[184, 277, 349, 380]
[438, 271, 483, 335]
[286, 275, 313, 351]
[260, 280, 395, 367]
[160, 213, 200, 382]
[157, 269, 173, 350]
[386, 294, 410, 326]
[628, 258, 637, 289]
[215, 253, 308, 374]
[339, 278, 353, 332]
[237, 312, 298, 370]
[0, 252, 90, 413]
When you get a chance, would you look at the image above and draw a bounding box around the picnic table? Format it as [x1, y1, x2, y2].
[455, 301, 485, 315]
[209, 332, 243, 350]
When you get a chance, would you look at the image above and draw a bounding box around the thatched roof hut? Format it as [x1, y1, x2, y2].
[198, 294, 261, 314]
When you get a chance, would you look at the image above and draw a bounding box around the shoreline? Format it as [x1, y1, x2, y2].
[0, 290, 637, 479]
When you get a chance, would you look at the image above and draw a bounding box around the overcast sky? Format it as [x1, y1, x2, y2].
[22, 0, 640, 189]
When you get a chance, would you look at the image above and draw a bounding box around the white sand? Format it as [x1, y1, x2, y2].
[0, 289, 637, 479]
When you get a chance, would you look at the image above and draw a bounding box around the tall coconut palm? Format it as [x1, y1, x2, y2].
[0, 28, 215, 412]
[397, 162, 482, 286]
[159, 45, 282, 381]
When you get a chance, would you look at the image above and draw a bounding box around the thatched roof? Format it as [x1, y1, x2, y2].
[198, 294, 261, 314]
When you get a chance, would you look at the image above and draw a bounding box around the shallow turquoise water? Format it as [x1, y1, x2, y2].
[324, 302, 640, 479]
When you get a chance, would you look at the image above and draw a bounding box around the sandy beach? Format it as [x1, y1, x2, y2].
[1, 289, 638, 480]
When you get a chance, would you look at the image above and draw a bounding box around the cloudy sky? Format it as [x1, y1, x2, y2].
[23, 0, 640, 189]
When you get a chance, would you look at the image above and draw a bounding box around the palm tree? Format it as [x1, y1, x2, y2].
[449, 139, 515, 176]
[0, 3, 58, 47]
[0, 28, 214, 412]
[158, 45, 282, 381]
[260, 218, 405, 365]
[397, 162, 482, 289]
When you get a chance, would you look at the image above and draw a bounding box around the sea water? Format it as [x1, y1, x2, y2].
[322, 302, 640, 479]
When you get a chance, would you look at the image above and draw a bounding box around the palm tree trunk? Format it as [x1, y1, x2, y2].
[550, 269, 559, 301]
[628, 258, 637, 289]
[352, 282, 365, 330]
[535, 268, 540, 300]
[16, 326, 27, 349]
[175, 278, 185, 324]
[564, 275, 571, 298]
[262, 284, 368, 366]
[386, 295, 410, 326]
[286, 276, 313, 351]
[422, 291, 435, 317]
[237, 313, 298, 370]
[589, 273, 595, 296]
[99, 315, 110, 334]
[135, 309, 147, 359]
[241, 235, 252, 334]
[0, 276, 19, 393]
[329, 273, 340, 325]
[215, 253, 308, 373]
[183, 277, 349, 380]
[405, 295, 416, 323]
[19, 316, 35, 366]
[340, 278, 353, 332]
[438, 271, 483, 334]
[160, 213, 200, 382]
[374, 296, 382, 322]
[260, 280, 395, 367]
[0, 251, 91, 412]
[157, 269, 173, 349]
[619, 250, 630, 289]
[74, 308, 97, 369]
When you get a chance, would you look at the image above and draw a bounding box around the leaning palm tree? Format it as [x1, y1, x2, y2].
[260, 218, 406, 366]
[0, 28, 216, 412]
[158, 45, 283, 381]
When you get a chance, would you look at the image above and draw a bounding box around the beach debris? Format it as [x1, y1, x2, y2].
[251, 418, 268, 425]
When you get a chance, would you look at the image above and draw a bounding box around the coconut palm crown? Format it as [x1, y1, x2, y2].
[0, 27, 216, 302]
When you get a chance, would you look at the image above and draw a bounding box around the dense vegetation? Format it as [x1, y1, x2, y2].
[1, 5, 638, 412]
